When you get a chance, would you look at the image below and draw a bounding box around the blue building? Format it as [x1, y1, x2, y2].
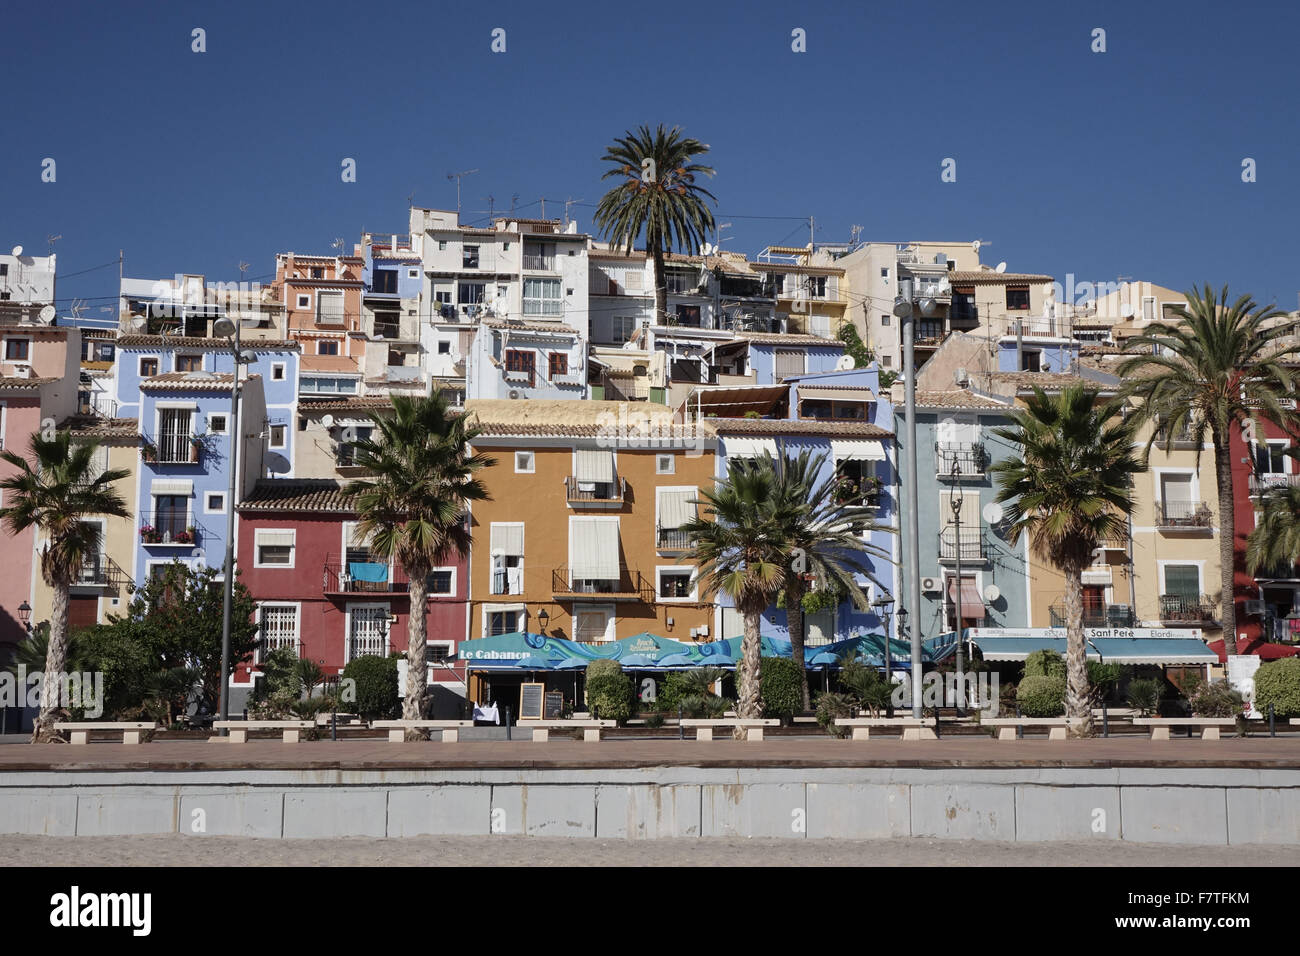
[465, 320, 587, 400]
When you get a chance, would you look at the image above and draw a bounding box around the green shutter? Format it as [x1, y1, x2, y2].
[1163, 565, 1200, 601]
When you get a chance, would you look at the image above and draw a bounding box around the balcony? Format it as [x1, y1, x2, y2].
[323, 558, 410, 595]
[1159, 594, 1218, 625]
[936, 442, 987, 478]
[1153, 421, 1198, 448]
[565, 475, 627, 506]
[938, 528, 988, 564]
[140, 516, 201, 547]
[996, 317, 1072, 339]
[142, 433, 201, 465]
[522, 254, 556, 271]
[1157, 500, 1214, 532]
[656, 527, 693, 553]
[1048, 603, 1136, 628]
[1249, 473, 1300, 497]
[552, 567, 656, 603]
[73, 553, 132, 589]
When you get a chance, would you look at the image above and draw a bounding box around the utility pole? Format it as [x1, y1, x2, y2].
[895, 279, 924, 718]
[949, 458, 967, 715]
[564, 197, 584, 229]
[540, 198, 545, 219]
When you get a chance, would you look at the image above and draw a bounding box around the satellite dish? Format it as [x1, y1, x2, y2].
[891, 295, 911, 318]
[982, 501, 1004, 524]
[983, 584, 1001, 603]
[38, 305, 56, 324]
[919, 298, 937, 316]
[835, 354, 856, 371]
[995, 261, 1007, 273]
[320, 414, 335, 428]
[129, 314, 147, 331]
[971, 240, 981, 253]
[11, 245, 22, 257]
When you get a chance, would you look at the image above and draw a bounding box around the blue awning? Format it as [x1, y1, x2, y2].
[969, 634, 1217, 665]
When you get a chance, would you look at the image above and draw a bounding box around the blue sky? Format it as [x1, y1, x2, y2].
[3, 0, 1298, 316]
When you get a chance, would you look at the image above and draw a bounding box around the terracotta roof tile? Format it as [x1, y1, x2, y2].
[947, 271, 1054, 284]
[705, 418, 892, 438]
[299, 397, 394, 414]
[139, 372, 251, 391]
[0, 376, 57, 390]
[116, 335, 301, 350]
[915, 389, 1012, 409]
[238, 479, 355, 513]
[60, 416, 140, 440]
[739, 332, 845, 346]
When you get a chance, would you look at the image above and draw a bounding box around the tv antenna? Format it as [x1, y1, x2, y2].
[564, 197, 584, 228]
[447, 169, 480, 217]
[47, 235, 62, 255]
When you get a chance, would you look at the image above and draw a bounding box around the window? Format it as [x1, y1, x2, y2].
[176, 354, 202, 372]
[548, 352, 568, 376]
[1005, 286, 1030, 310]
[881, 355, 891, 368]
[880, 268, 889, 279]
[408, 269, 420, 279]
[458, 282, 485, 305]
[612, 316, 636, 344]
[438, 240, 447, 251]
[807, 275, 827, 298]
[371, 269, 397, 294]
[490, 523, 525, 595]
[524, 241, 554, 270]
[656, 454, 675, 475]
[489, 609, 519, 637]
[426, 569, 455, 595]
[1163, 564, 1201, 602]
[269, 424, 287, 449]
[255, 530, 296, 567]
[271, 363, 286, 381]
[208, 413, 228, 435]
[5, 339, 29, 361]
[505, 349, 535, 386]
[881, 314, 890, 326]
[296, 294, 311, 309]
[774, 349, 804, 380]
[258, 604, 300, 656]
[156, 408, 194, 463]
[1142, 297, 1156, 322]
[205, 492, 225, 513]
[438, 341, 451, 354]
[429, 642, 453, 662]
[523, 278, 563, 316]
[1257, 442, 1288, 475]
[1020, 350, 1041, 372]
[463, 245, 480, 268]
[316, 291, 345, 325]
[311, 267, 324, 279]
[98, 344, 115, 361]
[139, 357, 159, 377]
[0, 264, 6, 275]
[514, 450, 535, 473]
[659, 568, 693, 600]
[151, 494, 189, 539]
[300, 376, 358, 395]
[337, 426, 372, 466]
[318, 340, 339, 355]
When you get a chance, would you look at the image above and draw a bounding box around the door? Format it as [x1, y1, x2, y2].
[348, 605, 390, 660]
[68, 595, 98, 633]
[1082, 585, 1105, 627]
[154, 495, 188, 539]
[574, 608, 613, 643]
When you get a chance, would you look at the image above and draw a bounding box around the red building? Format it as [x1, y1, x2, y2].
[1229, 415, 1300, 658]
[235, 479, 469, 708]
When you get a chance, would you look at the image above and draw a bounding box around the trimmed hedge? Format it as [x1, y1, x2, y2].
[1016, 675, 1066, 717]
[1254, 658, 1300, 718]
[759, 656, 805, 720]
[1023, 649, 1067, 680]
[340, 655, 400, 719]
[586, 659, 633, 723]
[1189, 679, 1243, 718]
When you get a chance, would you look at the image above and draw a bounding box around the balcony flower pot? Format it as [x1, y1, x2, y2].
[140, 442, 158, 464]
[140, 525, 161, 544]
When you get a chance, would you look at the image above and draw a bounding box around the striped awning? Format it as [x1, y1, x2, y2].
[799, 386, 874, 403]
[829, 439, 885, 462]
[571, 519, 620, 580]
[947, 578, 986, 620]
[658, 489, 697, 529]
[490, 523, 525, 557]
[724, 437, 778, 458]
[255, 529, 296, 548]
[150, 479, 193, 496]
[575, 448, 615, 482]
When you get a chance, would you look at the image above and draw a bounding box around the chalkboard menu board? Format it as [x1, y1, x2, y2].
[544, 690, 564, 720]
[519, 682, 545, 720]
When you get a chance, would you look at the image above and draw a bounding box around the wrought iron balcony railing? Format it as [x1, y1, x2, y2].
[656, 527, 693, 552]
[322, 558, 410, 595]
[1158, 594, 1218, 624]
[936, 442, 987, 477]
[938, 528, 987, 563]
[552, 567, 655, 603]
[1157, 500, 1213, 530]
[565, 475, 626, 503]
[1048, 603, 1135, 628]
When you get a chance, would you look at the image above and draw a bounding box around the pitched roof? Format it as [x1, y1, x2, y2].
[0, 376, 57, 391]
[947, 271, 1054, 284]
[989, 371, 1089, 391]
[482, 319, 582, 335]
[706, 418, 893, 438]
[299, 397, 394, 414]
[139, 372, 243, 391]
[238, 479, 355, 513]
[116, 335, 300, 350]
[915, 389, 1012, 409]
[60, 416, 141, 440]
[739, 332, 845, 347]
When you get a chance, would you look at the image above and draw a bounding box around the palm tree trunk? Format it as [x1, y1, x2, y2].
[32, 582, 70, 743]
[651, 236, 668, 326]
[1214, 432, 1238, 655]
[784, 577, 810, 711]
[1063, 565, 1093, 737]
[403, 570, 428, 738]
[737, 605, 763, 723]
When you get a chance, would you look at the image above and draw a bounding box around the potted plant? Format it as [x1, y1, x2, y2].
[140, 440, 158, 463]
[173, 527, 194, 544]
[140, 524, 160, 544]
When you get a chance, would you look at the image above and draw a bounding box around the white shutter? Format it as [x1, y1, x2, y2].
[489, 523, 524, 557]
[571, 518, 619, 580]
[657, 488, 697, 529]
[575, 448, 615, 482]
[255, 530, 296, 548]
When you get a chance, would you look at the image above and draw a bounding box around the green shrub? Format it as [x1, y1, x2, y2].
[655, 671, 691, 713]
[340, 655, 400, 720]
[1086, 661, 1124, 701]
[1254, 658, 1300, 718]
[1126, 677, 1163, 716]
[644, 712, 665, 729]
[1023, 649, 1066, 680]
[1188, 680, 1243, 718]
[253, 648, 302, 700]
[758, 656, 804, 720]
[815, 691, 855, 737]
[838, 654, 893, 716]
[1016, 675, 1066, 717]
[586, 659, 633, 723]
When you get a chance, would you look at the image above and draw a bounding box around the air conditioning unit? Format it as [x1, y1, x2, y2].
[1244, 599, 1267, 617]
[508, 389, 521, 400]
[921, 577, 942, 594]
[11, 363, 32, 379]
[954, 367, 969, 387]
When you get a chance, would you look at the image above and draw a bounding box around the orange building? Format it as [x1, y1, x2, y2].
[273, 252, 366, 397]
[465, 400, 717, 675]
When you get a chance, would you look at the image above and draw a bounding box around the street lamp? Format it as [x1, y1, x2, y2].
[895, 282, 923, 717]
[536, 608, 550, 634]
[949, 458, 967, 715]
[212, 315, 257, 729]
[896, 606, 909, 713]
[17, 601, 31, 634]
[871, 593, 895, 717]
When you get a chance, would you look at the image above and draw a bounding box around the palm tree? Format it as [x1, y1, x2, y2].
[0, 431, 129, 742]
[342, 389, 493, 732]
[768, 449, 894, 710]
[991, 386, 1145, 736]
[1116, 285, 1300, 653]
[594, 124, 716, 325]
[680, 462, 790, 721]
[1247, 483, 1300, 578]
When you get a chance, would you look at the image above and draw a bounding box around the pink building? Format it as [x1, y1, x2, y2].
[235, 480, 470, 714]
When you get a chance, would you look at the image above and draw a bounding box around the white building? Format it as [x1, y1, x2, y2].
[0, 248, 56, 306]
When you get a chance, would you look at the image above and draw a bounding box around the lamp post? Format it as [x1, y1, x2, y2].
[949, 458, 966, 715]
[895, 282, 923, 718]
[17, 601, 32, 634]
[895, 606, 908, 714]
[871, 594, 895, 718]
[536, 608, 550, 634]
[212, 316, 257, 729]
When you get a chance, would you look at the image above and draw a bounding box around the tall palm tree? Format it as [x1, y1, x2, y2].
[991, 386, 1144, 736]
[342, 389, 493, 732]
[1246, 483, 1300, 578]
[1116, 285, 1300, 653]
[680, 462, 790, 720]
[0, 431, 129, 742]
[594, 124, 717, 325]
[768, 449, 894, 710]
